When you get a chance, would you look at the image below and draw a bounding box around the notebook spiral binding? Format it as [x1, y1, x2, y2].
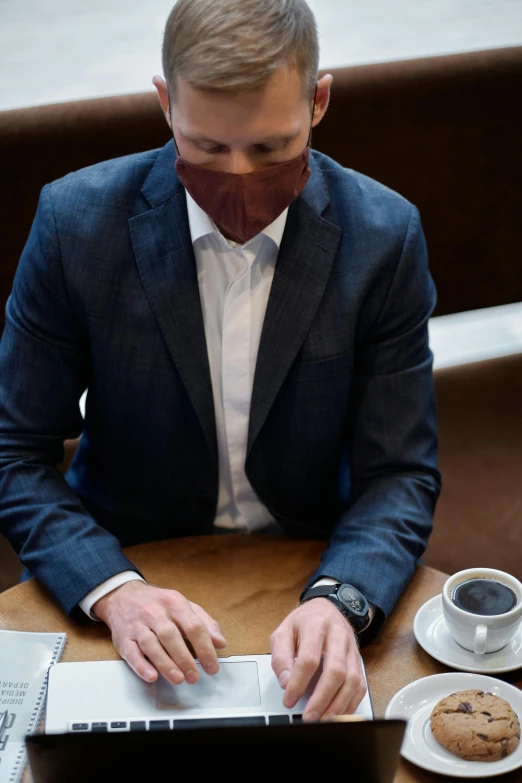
[9, 633, 67, 783]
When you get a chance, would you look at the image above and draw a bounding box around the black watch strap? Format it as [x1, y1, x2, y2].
[301, 583, 370, 633]
[300, 585, 335, 601]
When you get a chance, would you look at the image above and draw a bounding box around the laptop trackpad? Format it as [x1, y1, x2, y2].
[156, 662, 261, 710]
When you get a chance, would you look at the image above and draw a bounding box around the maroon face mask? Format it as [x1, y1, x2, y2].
[173, 90, 316, 245]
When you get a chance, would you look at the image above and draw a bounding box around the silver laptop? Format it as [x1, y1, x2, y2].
[45, 654, 373, 733]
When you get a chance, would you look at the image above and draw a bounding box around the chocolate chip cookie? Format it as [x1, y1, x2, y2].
[431, 689, 520, 762]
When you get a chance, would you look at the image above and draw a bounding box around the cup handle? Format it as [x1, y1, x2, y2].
[474, 624, 488, 654]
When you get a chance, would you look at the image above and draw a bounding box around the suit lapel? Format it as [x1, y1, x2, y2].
[128, 141, 217, 461]
[248, 164, 343, 454]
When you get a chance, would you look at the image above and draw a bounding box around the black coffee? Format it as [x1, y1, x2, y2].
[452, 578, 517, 616]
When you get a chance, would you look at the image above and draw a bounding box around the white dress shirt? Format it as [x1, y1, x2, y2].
[187, 192, 288, 531]
[80, 192, 347, 620]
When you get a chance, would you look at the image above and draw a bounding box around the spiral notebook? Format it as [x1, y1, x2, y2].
[0, 630, 67, 783]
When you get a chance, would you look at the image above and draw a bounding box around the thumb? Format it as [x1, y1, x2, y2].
[210, 628, 228, 649]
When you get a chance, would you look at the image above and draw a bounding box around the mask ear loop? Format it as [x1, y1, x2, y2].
[173, 132, 180, 157]
[307, 85, 318, 148]
[168, 93, 181, 157]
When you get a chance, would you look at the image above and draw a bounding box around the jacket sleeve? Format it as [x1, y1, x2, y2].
[0, 184, 142, 618]
[304, 205, 441, 624]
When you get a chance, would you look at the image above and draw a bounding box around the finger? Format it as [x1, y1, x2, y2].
[341, 652, 367, 716]
[343, 675, 367, 716]
[176, 610, 220, 676]
[136, 630, 189, 685]
[320, 682, 352, 720]
[336, 640, 366, 716]
[270, 624, 296, 689]
[321, 671, 366, 719]
[191, 604, 227, 649]
[121, 639, 159, 683]
[326, 675, 366, 720]
[302, 635, 348, 721]
[283, 622, 327, 710]
[151, 621, 200, 683]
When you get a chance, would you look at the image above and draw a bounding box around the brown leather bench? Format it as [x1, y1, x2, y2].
[1, 46, 521, 592]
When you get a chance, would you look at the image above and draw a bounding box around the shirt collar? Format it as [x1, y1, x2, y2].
[185, 190, 288, 250]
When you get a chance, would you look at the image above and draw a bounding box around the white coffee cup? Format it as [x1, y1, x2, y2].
[442, 568, 522, 654]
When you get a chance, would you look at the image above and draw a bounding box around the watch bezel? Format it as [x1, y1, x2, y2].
[332, 596, 369, 631]
[335, 584, 369, 619]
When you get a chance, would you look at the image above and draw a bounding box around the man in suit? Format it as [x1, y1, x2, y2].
[0, 0, 440, 721]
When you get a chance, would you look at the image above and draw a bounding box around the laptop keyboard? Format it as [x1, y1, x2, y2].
[69, 715, 303, 732]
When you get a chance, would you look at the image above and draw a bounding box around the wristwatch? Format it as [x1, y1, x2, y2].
[300, 583, 370, 632]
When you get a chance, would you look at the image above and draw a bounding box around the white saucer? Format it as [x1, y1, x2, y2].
[385, 672, 522, 777]
[414, 595, 522, 674]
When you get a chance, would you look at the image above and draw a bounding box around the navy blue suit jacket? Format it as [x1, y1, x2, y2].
[0, 142, 440, 622]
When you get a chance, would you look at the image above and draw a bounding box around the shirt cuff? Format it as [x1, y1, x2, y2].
[309, 577, 376, 627]
[79, 571, 146, 621]
[312, 577, 341, 588]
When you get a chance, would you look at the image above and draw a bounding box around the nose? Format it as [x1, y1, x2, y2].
[225, 152, 256, 176]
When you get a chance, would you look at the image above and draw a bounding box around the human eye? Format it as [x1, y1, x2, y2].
[255, 144, 279, 155]
[195, 141, 226, 154]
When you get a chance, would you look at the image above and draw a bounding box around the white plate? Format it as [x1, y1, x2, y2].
[385, 672, 522, 777]
[414, 595, 522, 674]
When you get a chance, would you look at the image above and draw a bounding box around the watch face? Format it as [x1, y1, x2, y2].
[339, 585, 366, 615]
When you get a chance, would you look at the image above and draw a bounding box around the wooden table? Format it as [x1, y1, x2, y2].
[1, 535, 521, 783]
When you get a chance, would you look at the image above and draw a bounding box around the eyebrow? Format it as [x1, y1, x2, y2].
[184, 131, 300, 146]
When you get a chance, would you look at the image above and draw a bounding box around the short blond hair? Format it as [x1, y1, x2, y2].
[162, 0, 319, 100]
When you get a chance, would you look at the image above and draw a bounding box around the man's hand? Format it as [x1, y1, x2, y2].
[270, 597, 366, 722]
[93, 581, 227, 686]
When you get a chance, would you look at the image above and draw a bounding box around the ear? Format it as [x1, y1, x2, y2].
[152, 75, 172, 129]
[312, 73, 334, 128]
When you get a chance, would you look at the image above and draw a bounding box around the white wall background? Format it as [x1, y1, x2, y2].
[1, 0, 521, 111]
